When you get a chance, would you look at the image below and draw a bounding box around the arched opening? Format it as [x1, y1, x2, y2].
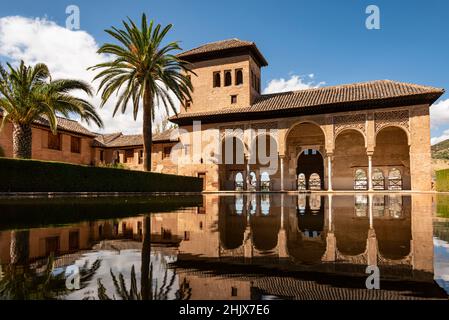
[298, 173, 306, 191]
[309, 173, 322, 191]
[235, 172, 244, 191]
[249, 134, 278, 191]
[220, 136, 246, 191]
[297, 150, 324, 190]
[249, 172, 257, 192]
[354, 169, 368, 190]
[224, 71, 232, 87]
[388, 168, 403, 190]
[334, 130, 367, 190]
[260, 172, 271, 191]
[213, 72, 221, 88]
[374, 127, 410, 190]
[235, 69, 243, 85]
[372, 169, 385, 190]
[286, 122, 326, 191]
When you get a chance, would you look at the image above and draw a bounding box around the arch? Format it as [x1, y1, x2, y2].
[219, 136, 247, 191]
[235, 172, 244, 191]
[213, 72, 221, 88]
[284, 120, 327, 149]
[235, 69, 243, 85]
[374, 126, 410, 190]
[309, 173, 322, 191]
[334, 128, 367, 148]
[297, 173, 306, 191]
[388, 168, 403, 190]
[375, 125, 410, 147]
[224, 71, 232, 86]
[249, 171, 257, 191]
[372, 169, 385, 190]
[251, 208, 280, 251]
[334, 130, 368, 190]
[297, 150, 325, 190]
[260, 172, 271, 191]
[354, 169, 368, 190]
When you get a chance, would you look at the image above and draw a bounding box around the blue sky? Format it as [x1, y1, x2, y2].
[1, 0, 449, 141]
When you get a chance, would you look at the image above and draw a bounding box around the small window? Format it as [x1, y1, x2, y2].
[100, 150, 105, 162]
[224, 71, 232, 86]
[185, 100, 192, 109]
[138, 150, 144, 164]
[71, 136, 81, 154]
[213, 72, 221, 88]
[231, 95, 238, 104]
[231, 287, 238, 297]
[235, 69, 243, 85]
[48, 132, 61, 150]
[184, 231, 190, 241]
[125, 149, 134, 163]
[163, 146, 172, 159]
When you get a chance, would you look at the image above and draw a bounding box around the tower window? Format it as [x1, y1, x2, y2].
[224, 71, 232, 87]
[231, 95, 238, 104]
[213, 72, 221, 88]
[235, 69, 243, 85]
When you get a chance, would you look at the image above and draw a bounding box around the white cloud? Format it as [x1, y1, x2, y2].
[0, 16, 174, 135]
[431, 98, 449, 129]
[431, 129, 449, 145]
[263, 74, 325, 94]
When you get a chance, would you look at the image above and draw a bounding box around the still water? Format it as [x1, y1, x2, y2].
[0, 194, 448, 300]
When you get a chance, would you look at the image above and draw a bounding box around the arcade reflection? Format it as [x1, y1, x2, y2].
[0, 194, 448, 300]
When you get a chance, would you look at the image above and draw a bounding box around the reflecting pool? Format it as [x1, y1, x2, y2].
[0, 194, 448, 300]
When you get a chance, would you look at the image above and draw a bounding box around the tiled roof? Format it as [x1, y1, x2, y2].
[170, 80, 445, 125]
[33, 115, 96, 137]
[93, 128, 179, 148]
[178, 38, 269, 67]
[0, 110, 96, 137]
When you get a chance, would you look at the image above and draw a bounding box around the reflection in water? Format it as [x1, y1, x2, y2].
[0, 194, 448, 300]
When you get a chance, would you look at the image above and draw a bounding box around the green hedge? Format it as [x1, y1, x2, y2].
[0, 158, 203, 193]
[436, 169, 449, 192]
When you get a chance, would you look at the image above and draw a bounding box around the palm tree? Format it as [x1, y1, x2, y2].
[89, 13, 194, 171]
[0, 61, 103, 159]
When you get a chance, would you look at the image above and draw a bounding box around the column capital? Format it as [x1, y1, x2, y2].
[367, 151, 374, 157]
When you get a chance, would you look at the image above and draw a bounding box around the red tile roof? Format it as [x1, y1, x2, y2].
[170, 80, 445, 125]
[178, 38, 269, 67]
[93, 128, 179, 148]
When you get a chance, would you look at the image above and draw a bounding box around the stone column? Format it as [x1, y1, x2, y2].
[246, 156, 251, 191]
[280, 156, 285, 191]
[327, 153, 333, 192]
[368, 152, 373, 191]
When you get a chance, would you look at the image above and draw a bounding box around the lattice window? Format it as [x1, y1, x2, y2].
[354, 169, 368, 190]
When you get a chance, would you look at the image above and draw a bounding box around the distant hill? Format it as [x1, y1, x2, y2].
[432, 139, 449, 160]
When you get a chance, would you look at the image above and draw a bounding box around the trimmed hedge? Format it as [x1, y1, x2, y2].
[0, 157, 203, 193]
[436, 169, 449, 192]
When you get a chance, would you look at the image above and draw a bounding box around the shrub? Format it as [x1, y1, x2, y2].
[0, 158, 203, 193]
[436, 169, 449, 192]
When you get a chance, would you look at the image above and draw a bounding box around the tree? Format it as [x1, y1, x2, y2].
[90, 13, 193, 171]
[0, 61, 103, 159]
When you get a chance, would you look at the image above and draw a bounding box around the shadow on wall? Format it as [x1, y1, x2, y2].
[0, 146, 4, 157]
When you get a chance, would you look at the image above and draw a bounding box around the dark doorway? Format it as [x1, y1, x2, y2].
[297, 149, 324, 190]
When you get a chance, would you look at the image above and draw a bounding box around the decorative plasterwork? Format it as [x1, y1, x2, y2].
[333, 113, 367, 136]
[374, 110, 410, 133]
[220, 125, 245, 141]
[249, 122, 278, 130]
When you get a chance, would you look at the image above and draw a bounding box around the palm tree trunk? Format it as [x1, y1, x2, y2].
[12, 122, 32, 159]
[10, 230, 30, 266]
[143, 87, 153, 172]
[141, 216, 151, 300]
